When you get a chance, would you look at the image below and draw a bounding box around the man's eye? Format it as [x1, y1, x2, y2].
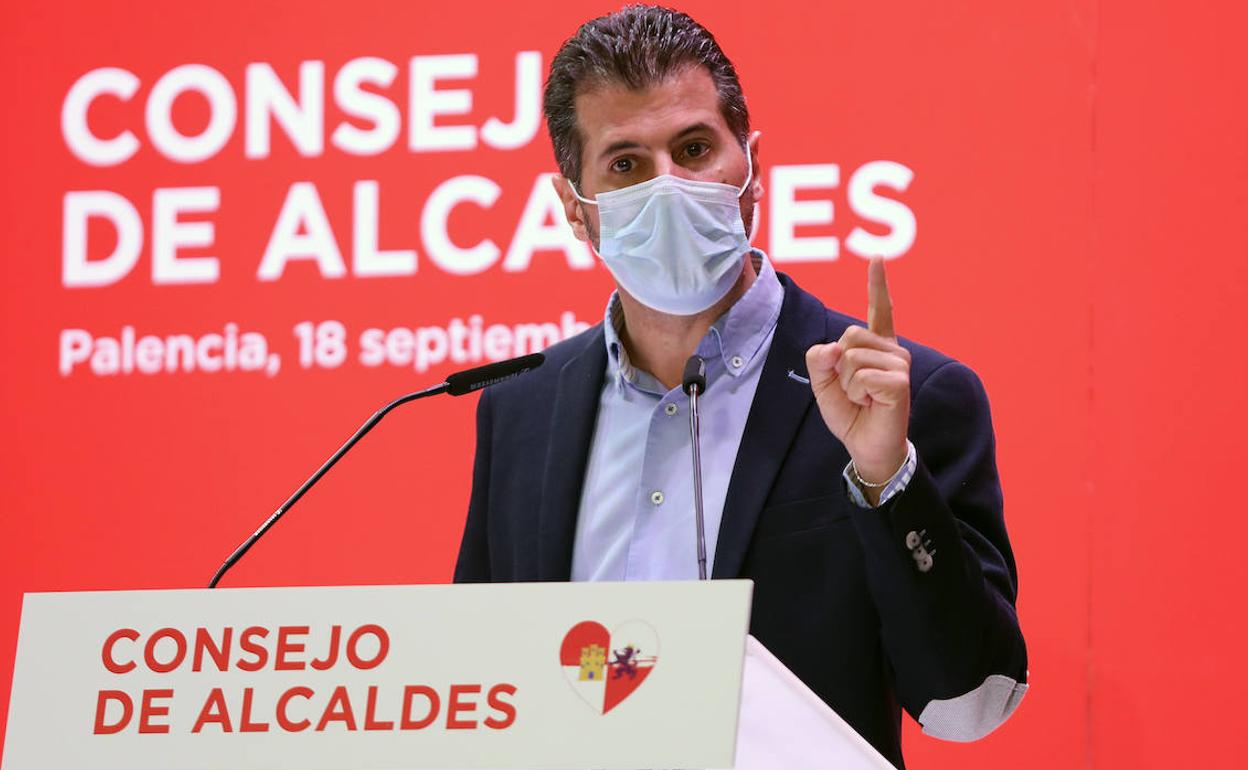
[685, 142, 709, 158]
[610, 158, 633, 173]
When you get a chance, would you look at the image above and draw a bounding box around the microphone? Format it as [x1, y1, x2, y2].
[446, 353, 544, 395]
[682, 355, 709, 580]
[681, 356, 706, 396]
[207, 352, 545, 588]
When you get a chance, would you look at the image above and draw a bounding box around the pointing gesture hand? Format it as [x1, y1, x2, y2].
[805, 258, 911, 499]
[866, 255, 895, 340]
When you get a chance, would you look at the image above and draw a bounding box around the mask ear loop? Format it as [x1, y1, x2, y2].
[737, 141, 754, 198]
[739, 141, 759, 243]
[566, 179, 598, 207]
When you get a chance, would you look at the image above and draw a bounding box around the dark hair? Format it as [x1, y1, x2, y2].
[543, 4, 750, 185]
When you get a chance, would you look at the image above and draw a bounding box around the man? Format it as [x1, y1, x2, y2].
[455, 6, 1027, 766]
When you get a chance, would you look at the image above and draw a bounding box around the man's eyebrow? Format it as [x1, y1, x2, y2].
[596, 123, 719, 160]
[598, 140, 644, 160]
[671, 122, 715, 142]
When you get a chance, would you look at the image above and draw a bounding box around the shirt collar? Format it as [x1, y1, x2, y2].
[602, 249, 783, 394]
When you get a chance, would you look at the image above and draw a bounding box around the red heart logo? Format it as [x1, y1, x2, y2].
[559, 620, 659, 714]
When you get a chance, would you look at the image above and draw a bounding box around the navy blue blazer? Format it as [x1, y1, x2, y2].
[454, 274, 1027, 767]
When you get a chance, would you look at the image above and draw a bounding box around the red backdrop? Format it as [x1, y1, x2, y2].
[2, 1, 1246, 765]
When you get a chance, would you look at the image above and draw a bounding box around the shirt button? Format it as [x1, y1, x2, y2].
[731, 355, 744, 369]
[664, 403, 678, 416]
[650, 490, 664, 506]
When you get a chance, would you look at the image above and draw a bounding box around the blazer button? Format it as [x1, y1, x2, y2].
[905, 530, 921, 550]
[916, 551, 934, 573]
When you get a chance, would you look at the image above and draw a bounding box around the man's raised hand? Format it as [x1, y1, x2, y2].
[805, 258, 911, 499]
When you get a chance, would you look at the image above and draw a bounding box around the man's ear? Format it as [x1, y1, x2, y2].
[747, 130, 764, 203]
[551, 175, 590, 243]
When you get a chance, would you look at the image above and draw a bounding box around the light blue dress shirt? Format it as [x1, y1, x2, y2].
[570, 251, 916, 582]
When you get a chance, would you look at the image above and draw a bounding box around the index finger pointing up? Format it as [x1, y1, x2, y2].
[867, 257, 896, 339]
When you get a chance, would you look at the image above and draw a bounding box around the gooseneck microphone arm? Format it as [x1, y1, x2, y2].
[207, 353, 544, 588]
[682, 355, 709, 581]
[206, 384, 444, 589]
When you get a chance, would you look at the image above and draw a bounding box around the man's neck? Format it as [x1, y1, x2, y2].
[616, 255, 759, 391]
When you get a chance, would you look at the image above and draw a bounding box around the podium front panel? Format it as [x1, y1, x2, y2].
[2, 581, 751, 769]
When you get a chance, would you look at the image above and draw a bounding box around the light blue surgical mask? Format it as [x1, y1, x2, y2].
[570, 145, 754, 316]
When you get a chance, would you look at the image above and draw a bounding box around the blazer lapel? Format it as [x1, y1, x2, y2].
[537, 328, 608, 580]
[713, 276, 828, 579]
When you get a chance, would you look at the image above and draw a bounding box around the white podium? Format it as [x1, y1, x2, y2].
[728, 636, 894, 770]
[2, 582, 891, 769]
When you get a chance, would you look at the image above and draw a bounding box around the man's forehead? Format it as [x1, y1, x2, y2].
[572, 65, 728, 148]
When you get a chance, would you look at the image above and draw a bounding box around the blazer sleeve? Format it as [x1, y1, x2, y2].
[453, 388, 494, 583]
[848, 359, 1028, 741]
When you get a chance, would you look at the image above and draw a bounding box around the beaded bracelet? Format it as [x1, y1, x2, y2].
[850, 461, 896, 489]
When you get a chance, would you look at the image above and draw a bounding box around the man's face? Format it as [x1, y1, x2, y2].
[553, 64, 762, 249]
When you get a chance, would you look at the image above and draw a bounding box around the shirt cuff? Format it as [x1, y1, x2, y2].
[843, 440, 917, 508]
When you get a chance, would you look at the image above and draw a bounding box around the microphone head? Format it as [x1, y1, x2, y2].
[681, 355, 707, 395]
[445, 353, 545, 396]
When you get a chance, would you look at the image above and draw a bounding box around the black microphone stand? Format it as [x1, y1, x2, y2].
[682, 356, 709, 581]
[207, 352, 544, 588]
[208, 383, 447, 588]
